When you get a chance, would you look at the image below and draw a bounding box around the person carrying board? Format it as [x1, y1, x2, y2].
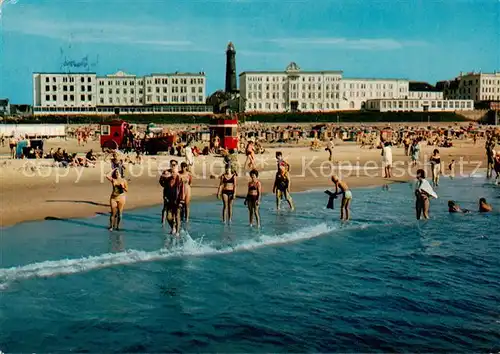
[414, 169, 438, 220]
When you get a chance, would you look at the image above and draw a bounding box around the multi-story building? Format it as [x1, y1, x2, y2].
[436, 71, 500, 102]
[239, 62, 409, 112]
[33, 72, 98, 113]
[240, 62, 343, 112]
[33, 71, 211, 115]
[340, 78, 409, 110]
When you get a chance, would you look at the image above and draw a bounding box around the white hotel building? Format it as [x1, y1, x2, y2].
[33, 71, 211, 115]
[437, 71, 500, 102]
[239, 62, 410, 113]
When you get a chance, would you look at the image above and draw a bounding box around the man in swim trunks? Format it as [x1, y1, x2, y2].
[330, 175, 352, 221]
[273, 163, 295, 211]
[160, 160, 185, 235]
[478, 198, 492, 213]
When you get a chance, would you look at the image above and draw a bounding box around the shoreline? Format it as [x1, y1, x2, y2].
[0, 139, 490, 227]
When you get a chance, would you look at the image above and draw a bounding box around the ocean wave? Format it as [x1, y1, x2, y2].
[0, 222, 354, 290]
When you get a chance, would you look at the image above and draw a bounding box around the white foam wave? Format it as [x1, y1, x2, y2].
[0, 223, 334, 289]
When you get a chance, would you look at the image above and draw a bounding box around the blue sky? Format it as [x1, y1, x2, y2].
[0, 0, 499, 104]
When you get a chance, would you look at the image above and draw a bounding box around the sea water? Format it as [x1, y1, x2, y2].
[0, 177, 499, 352]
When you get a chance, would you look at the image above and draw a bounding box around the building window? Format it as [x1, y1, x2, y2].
[52, 85, 56, 91]
[163, 96, 168, 102]
[100, 98, 104, 104]
[124, 89, 128, 94]
[45, 95, 50, 101]
[100, 88, 104, 94]
[81, 77, 84, 83]
[109, 97, 113, 104]
[88, 94, 92, 101]
[109, 89, 112, 94]
[52, 95, 56, 101]
[45, 85, 50, 91]
[80, 95, 85, 101]
[81, 85, 85, 92]
[87, 85, 92, 92]
[63, 94, 68, 101]
[45, 77, 49, 83]
[70, 95, 74, 101]
[116, 89, 120, 94]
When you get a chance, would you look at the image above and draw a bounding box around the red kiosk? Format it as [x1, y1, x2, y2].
[209, 116, 239, 150]
[100, 120, 131, 150]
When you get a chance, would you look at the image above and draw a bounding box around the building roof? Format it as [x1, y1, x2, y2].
[149, 72, 206, 76]
[409, 81, 441, 92]
[239, 70, 343, 76]
[343, 77, 408, 81]
[33, 72, 97, 75]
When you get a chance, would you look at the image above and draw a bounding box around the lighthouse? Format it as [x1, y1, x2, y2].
[225, 41, 237, 94]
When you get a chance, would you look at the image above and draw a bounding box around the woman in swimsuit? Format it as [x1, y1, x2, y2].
[430, 149, 442, 187]
[179, 162, 193, 223]
[107, 168, 128, 231]
[217, 165, 236, 223]
[244, 141, 255, 169]
[245, 169, 261, 227]
[331, 175, 352, 221]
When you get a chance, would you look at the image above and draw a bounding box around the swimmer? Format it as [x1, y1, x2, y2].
[107, 168, 128, 231]
[217, 165, 236, 223]
[179, 162, 192, 223]
[330, 175, 352, 221]
[244, 169, 261, 227]
[273, 163, 295, 211]
[448, 200, 470, 213]
[479, 198, 492, 213]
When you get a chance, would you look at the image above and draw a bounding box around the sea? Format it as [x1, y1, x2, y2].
[0, 175, 499, 353]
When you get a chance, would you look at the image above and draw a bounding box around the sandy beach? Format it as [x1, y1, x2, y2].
[0, 131, 489, 227]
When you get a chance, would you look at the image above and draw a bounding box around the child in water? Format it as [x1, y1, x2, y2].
[448, 160, 455, 179]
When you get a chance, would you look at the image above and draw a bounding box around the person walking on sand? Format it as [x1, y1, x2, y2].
[330, 175, 352, 221]
[244, 140, 256, 169]
[325, 139, 335, 162]
[430, 149, 442, 187]
[273, 162, 295, 211]
[160, 160, 185, 235]
[179, 162, 192, 223]
[107, 168, 128, 231]
[414, 169, 437, 220]
[217, 165, 236, 224]
[9, 136, 17, 159]
[244, 169, 262, 227]
[382, 141, 393, 178]
[410, 139, 420, 167]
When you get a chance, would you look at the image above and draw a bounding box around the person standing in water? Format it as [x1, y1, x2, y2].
[430, 149, 442, 187]
[448, 159, 456, 179]
[179, 162, 192, 223]
[382, 141, 393, 178]
[217, 165, 236, 223]
[160, 160, 185, 235]
[414, 168, 437, 220]
[330, 175, 352, 221]
[107, 168, 128, 231]
[273, 162, 295, 211]
[245, 169, 262, 227]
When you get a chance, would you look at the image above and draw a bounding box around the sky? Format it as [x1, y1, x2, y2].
[0, 0, 499, 104]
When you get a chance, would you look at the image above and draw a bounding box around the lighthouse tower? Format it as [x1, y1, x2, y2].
[225, 42, 237, 94]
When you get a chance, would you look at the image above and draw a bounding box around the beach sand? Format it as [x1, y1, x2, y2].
[0, 136, 488, 226]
